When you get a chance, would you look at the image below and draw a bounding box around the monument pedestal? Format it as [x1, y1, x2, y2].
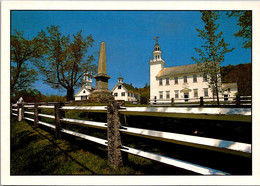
[88, 89, 114, 103]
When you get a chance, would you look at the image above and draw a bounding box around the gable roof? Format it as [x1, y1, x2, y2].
[75, 87, 93, 97]
[112, 82, 140, 95]
[122, 83, 140, 95]
[156, 63, 201, 78]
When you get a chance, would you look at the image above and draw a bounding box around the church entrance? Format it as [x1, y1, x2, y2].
[184, 93, 189, 102]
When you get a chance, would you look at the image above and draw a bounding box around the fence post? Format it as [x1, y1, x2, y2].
[17, 103, 21, 121]
[171, 98, 175, 106]
[200, 97, 204, 106]
[54, 102, 65, 139]
[34, 104, 39, 128]
[107, 100, 124, 168]
[236, 95, 241, 106]
[17, 103, 24, 121]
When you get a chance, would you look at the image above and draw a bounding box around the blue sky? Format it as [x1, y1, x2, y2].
[11, 11, 251, 96]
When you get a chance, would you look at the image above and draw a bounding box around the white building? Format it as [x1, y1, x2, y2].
[75, 72, 93, 100]
[149, 39, 237, 104]
[222, 83, 238, 100]
[112, 76, 140, 102]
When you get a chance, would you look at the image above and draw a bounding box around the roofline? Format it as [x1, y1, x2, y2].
[111, 82, 140, 95]
[156, 72, 203, 78]
[75, 87, 91, 96]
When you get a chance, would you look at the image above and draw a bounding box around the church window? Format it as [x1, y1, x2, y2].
[184, 76, 187, 83]
[174, 77, 178, 84]
[175, 90, 179, 98]
[228, 88, 231, 92]
[193, 89, 198, 97]
[166, 91, 170, 99]
[121, 92, 125, 96]
[159, 78, 163, 86]
[204, 88, 208, 97]
[159, 91, 163, 99]
[118, 85, 121, 89]
[83, 90, 86, 93]
[193, 75, 197, 83]
[114, 93, 118, 97]
[166, 78, 170, 85]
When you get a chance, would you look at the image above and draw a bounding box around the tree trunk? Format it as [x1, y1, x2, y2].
[216, 84, 220, 106]
[66, 88, 74, 101]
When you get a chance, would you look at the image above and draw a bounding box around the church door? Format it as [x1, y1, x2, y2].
[184, 93, 189, 102]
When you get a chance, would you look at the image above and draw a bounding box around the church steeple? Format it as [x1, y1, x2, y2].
[118, 75, 124, 83]
[150, 36, 164, 63]
[82, 72, 92, 89]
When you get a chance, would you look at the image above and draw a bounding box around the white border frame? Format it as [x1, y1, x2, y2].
[1, 1, 260, 185]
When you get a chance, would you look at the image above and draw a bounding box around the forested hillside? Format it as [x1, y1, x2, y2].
[221, 63, 252, 96]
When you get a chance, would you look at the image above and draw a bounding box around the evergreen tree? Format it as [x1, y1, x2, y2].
[191, 11, 234, 105]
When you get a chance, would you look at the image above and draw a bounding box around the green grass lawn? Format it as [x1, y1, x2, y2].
[10, 117, 140, 175]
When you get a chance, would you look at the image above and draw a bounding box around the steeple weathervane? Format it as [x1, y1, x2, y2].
[154, 36, 160, 43]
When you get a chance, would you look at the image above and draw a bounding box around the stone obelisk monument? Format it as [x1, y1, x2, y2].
[89, 42, 114, 103]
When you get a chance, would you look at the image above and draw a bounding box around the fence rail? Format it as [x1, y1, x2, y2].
[149, 95, 252, 106]
[11, 101, 252, 175]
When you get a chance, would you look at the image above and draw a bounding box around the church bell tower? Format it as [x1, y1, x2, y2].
[82, 72, 92, 90]
[149, 37, 165, 102]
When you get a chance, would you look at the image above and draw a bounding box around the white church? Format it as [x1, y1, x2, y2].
[74, 72, 93, 101]
[149, 38, 237, 104]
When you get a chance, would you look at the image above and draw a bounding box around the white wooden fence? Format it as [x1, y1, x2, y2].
[11, 101, 251, 175]
[149, 95, 252, 106]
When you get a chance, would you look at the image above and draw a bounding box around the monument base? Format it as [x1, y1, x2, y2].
[88, 89, 114, 103]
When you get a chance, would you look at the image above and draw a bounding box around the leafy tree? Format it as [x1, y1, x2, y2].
[191, 11, 234, 105]
[227, 11, 252, 49]
[35, 25, 97, 101]
[11, 31, 44, 99]
[137, 85, 150, 105]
